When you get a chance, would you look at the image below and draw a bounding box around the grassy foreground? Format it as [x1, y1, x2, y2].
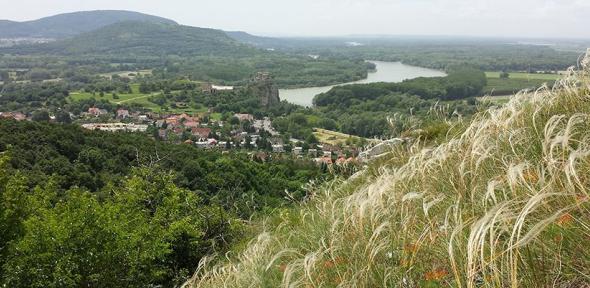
[186, 54, 590, 287]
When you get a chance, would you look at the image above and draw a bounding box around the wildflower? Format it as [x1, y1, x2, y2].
[523, 170, 538, 183]
[279, 264, 287, 272]
[424, 268, 448, 281]
[576, 194, 588, 203]
[334, 256, 347, 265]
[323, 260, 335, 269]
[404, 243, 418, 253]
[556, 213, 574, 226]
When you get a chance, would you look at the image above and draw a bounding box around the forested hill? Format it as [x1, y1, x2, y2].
[0, 10, 176, 39]
[2, 21, 254, 57]
[314, 67, 487, 107]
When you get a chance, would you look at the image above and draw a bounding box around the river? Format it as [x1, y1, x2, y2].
[279, 61, 446, 107]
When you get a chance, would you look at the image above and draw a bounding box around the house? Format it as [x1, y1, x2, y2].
[183, 120, 199, 128]
[335, 156, 347, 165]
[315, 156, 333, 165]
[88, 107, 108, 117]
[116, 109, 130, 119]
[308, 148, 318, 157]
[201, 82, 214, 93]
[195, 138, 217, 149]
[211, 85, 234, 92]
[234, 113, 254, 122]
[138, 115, 149, 122]
[272, 144, 284, 153]
[293, 147, 303, 156]
[191, 127, 211, 140]
[165, 115, 180, 126]
[81, 123, 148, 132]
[0, 112, 27, 121]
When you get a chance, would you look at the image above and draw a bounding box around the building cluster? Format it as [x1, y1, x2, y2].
[81, 123, 148, 132]
[1, 106, 361, 166]
[0, 112, 27, 121]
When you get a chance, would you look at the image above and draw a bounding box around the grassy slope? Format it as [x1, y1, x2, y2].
[187, 54, 590, 287]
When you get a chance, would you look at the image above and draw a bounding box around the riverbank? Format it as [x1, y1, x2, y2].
[279, 61, 446, 107]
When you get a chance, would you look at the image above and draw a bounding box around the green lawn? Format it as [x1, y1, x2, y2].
[68, 84, 209, 114]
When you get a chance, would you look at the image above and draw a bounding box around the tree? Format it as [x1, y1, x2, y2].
[229, 116, 240, 126]
[55, 110, 72, 124]
[31, 110, 50, 122]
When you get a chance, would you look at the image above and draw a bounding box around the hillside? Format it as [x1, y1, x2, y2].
[187, 53, 590, 287]
[3, 21, 254, 57]
[0, 10, 176, 39]
[225, 31, 287, 48]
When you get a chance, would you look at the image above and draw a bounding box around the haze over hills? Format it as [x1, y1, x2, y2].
[2, 21, 256, 57]
[0, 10, 177, 39]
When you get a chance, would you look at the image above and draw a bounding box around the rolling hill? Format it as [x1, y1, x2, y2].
[2, 21, 256, 57]
[0, 10, 176, 39]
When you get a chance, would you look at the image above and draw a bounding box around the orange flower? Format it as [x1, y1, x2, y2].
[576, 194, 589, 203]
[279, 264, 287, 272]
[424, 268, 448, 281]
[404, 243, 418, 253]
[556, 213, 574, 226]
[323, 260, 335, 269]
[523, 170, 539, 183]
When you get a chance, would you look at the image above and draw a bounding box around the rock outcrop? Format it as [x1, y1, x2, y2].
[248, 72, 280, 108]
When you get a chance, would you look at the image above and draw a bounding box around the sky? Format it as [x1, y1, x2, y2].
[1, 0, 589, 39]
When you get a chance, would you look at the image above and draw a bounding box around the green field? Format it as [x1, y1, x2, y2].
[485, 71, 562, 81]
[482, 71, 560, 96]
[68, 83, 207, 114]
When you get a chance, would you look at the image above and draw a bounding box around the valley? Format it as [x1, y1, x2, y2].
[0, 7, 588, 288]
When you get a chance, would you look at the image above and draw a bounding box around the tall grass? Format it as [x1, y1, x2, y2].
[186, 51, 590, 287]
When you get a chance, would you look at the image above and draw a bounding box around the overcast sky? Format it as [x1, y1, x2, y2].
[1, 0, 589, 39]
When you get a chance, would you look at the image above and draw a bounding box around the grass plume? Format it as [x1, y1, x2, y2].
[186, 51, 590, 287]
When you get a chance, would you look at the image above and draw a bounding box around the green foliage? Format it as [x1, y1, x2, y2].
[0, 121, 329, 286]
[1, 168, 236, 287]
[0, 120, 327, 214]
[304, 68, 486, 138]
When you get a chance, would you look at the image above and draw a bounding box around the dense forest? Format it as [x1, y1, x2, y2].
[283, 40, 580, 72]
[0, 120, 330, 286]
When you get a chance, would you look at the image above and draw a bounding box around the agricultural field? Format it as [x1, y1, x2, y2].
[313, 128, 375, 146]
[484, 71, 562, 80]
[482, 71, 561, 96]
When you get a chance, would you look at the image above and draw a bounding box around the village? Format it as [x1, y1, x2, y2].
[0, 108, 361, 167]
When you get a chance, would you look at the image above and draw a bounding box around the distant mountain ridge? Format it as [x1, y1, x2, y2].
[2, 21, 255, 57]
[0, 10, 177, 39]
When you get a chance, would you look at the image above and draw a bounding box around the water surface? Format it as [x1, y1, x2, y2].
[279, 61, 446, 107]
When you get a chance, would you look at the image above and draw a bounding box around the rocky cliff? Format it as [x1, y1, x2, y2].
[248, 72, 280, 108]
